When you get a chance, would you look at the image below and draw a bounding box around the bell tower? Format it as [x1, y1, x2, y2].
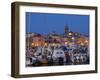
[64, 25, 69, 34]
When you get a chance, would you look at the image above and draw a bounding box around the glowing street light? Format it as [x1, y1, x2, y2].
[44, 43, 47, 46]
[52, 43, 56, 46]
[72, 37, 75, 40]
[80, 43, 84, 46]
[65, 42, 68, 45]
[68, 32, 72, 36]
[85, 40, 88, 43]
[31, 43, 35, 46]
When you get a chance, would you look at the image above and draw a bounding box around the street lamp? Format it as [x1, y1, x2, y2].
[52, 43, 56, 46]
[85, 40, 88, 43]
[68, 32, 72, 36]
[44, 43, 47, 46]
[31, 43, 34, 46]
[80, 43, 84, 46]
[72, 37, 75, 40]
[65, 42, 68, 45]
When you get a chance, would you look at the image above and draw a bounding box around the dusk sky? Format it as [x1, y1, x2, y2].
[26, 12, 89, 35]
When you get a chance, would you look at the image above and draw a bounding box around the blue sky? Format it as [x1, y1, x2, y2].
[26, 12, 89, 35]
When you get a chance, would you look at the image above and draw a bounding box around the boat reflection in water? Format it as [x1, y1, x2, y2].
[26, 43, 89, 67]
